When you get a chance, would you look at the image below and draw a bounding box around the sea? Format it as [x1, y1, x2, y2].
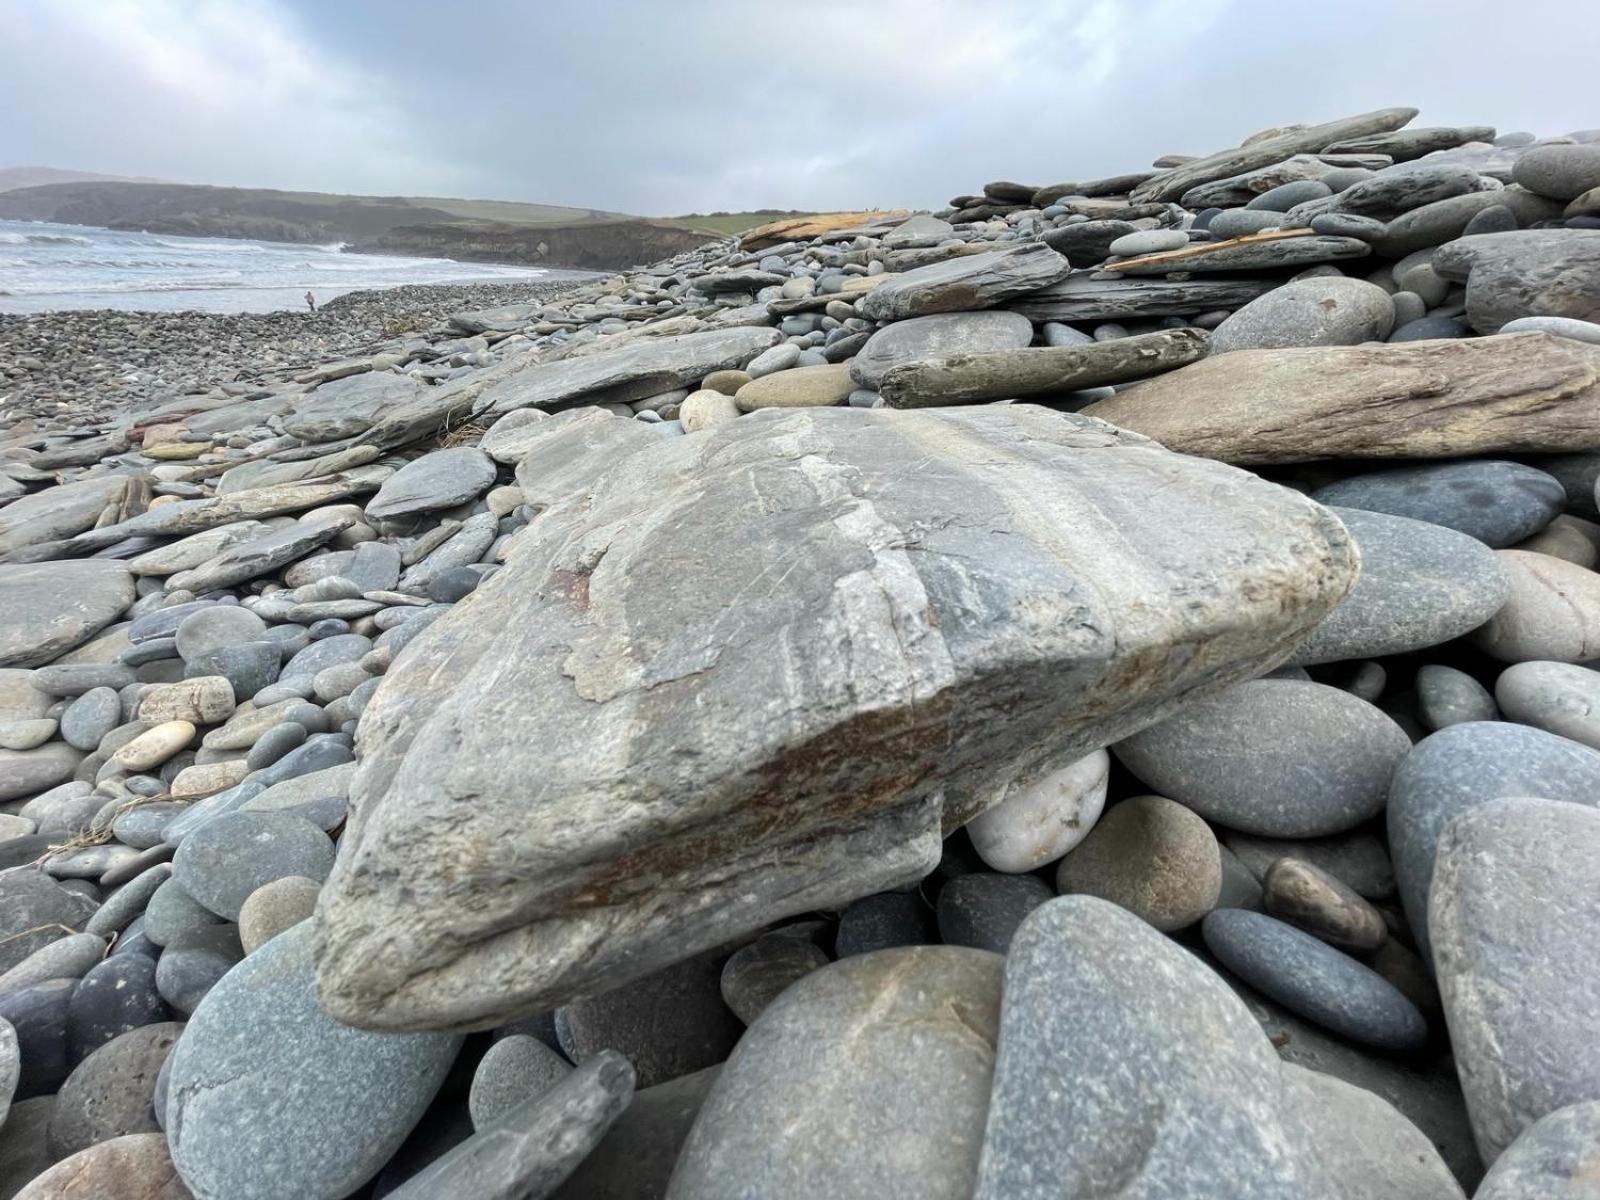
[0, 219, 568, 314]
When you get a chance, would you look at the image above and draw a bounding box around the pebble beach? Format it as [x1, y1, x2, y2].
[3, 106, 1600, 1199]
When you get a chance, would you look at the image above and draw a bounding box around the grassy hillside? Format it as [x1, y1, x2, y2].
[665, 210, 820, 236]
[0, 165, 168, 192]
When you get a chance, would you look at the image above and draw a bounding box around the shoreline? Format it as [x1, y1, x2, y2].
[0, 277, 591, 429]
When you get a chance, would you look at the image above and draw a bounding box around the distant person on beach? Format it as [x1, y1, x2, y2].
[305, 290, 316, 312]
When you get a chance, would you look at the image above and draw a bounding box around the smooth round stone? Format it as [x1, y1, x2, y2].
[1221, 828, 1395, 901]
[0, 933, 106, 993]
[1496, 660, 1600, 749]
[1312, 460, 1564, 548]
[964, 749, 1108, 873]
[1310, 211, 1388, 240]
[171, 811, 334, 920]
[561, 948, 740, 1090]
[1115, 680, 1411, 837]
[110, 802, 187, 850]
[1431, 799, 1600, 1162]
[280, 633, 371, 681]
[1389, 315, 1471, 341]
[244, 720, 307, 771]
[1249, 179, 1333, 210]
[1206, 208, 1291, 239]
[0, 742, 84, 804]
[1389, 289, 1427, 325]
[0, 718, 55, 750]
[48, 1020, 182, 1157]
[1210, 276, 1394, 353]
[1514, 512, 1600, 567]
[1202, 909, 1426, 1051]
[467, 1034, 573, 1131]
[1, 870, 99, 974]
[141, 878, 226, 947]
[174, 606, 267, 661]
[1109, 229, 1188, 255]
[668, 947, 1001, 1200]
[164, 920, 462, 1200]
[849, 310, 1037, 390]
[1292, 507, 1511, 665]
[237, 875, 321, 954]
[1262, 858, 1387, 952]
[834, 891, 937, 958]
[111, 721, 197, 773]
[67, 954, 169, 1064]
[1474, 1101, 1600, 1200]
[1499, 314, 1600, 344]
[1472, 550, 1600, 662]
[1054, 794, 1220, 931]
[744, 343, 801, 378]
[1512, 143, 1600, 201]
[1388, 720, 1600, 961]
[59, 687, 121, 751]
[1416, 664, 1498, 730]
[718, 935, 830, 1025]
[12, 1132, 187, 1200]
[427, 566, 482, 603]
[0, 979, 75, 1099]
[1454, 205, 1518, 241]
[155, 924, 243, 1016]
[183, 640, 279, 702]
[733, 362, 854, 411]
[32, 663, 137, 698]
[936, 872, 1054, 952]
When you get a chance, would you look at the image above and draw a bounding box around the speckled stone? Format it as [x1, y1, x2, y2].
[12, 1132, 190, 1200]
[171, 812, 333, 920]
[834, 890, 938, 958]
[67, 954, 170, 1065]
[1432, 798, 1600, 1163]
[718, 935, 830, 1025]
[1389, 721, 1600, 960]
[1261, 858, 1387, 951]
[1474, 1101, 1600, 1200]
[1416, 664, 1499, 730]
[1114, 679, 1411, 836]
[165, 920, 461, 1200]
[467, 1034, 573, 1131]
[1292, 507, 1510, 665]
[48, 1021, 182, 1157]
[1312, 460, 1565, 547]
[973, 897, 1459, 1199]
[936, 872, 1055, 952]
[1472, 550, 1600, 662]
[1202, 909, 1426, 1051]
[1495, 660, 1600, 749]
[1054, 795, 1220, 930]
[667, 947, 1002, 1200]
[237, 875, 321, 954]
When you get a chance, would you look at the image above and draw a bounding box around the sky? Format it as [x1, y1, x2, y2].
[2, 0, 1594, 216]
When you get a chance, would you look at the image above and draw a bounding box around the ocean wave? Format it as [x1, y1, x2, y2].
[2, 274, 253, 296]
[0, 232, 93, 246]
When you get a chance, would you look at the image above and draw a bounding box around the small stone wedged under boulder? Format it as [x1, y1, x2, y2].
[1084, 333, 1600, 465]
[315, 404, 1357, 1031]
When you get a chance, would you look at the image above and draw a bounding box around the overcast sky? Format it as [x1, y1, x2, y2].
[3, 0, 1593, 215]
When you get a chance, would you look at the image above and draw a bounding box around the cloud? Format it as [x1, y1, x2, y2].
[1, 0, 1594, 216]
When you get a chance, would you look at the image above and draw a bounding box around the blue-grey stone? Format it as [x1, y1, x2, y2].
[1416, 663, 1499, 730]
[668, 947, 1002, 1200]
[1388, 721, 1600, 960]
[935, 871, 1053, 953]
[280, 633, 372, 681]
[165, 920, 461, 1200]
[171, 811, 333, 920]
[0, 978, 76, 1099]
[58, 687, 121, 751]
[1499, 314, 1600, 344]
[1389, 315, 1472, 341]
[1210, 276, 1395, 353]
[1495, 660, 1600, 749]
[365, 447, 497, 522]
[1312, 460, 1564, 547]
[66, 953, 169, 1065]
[0, 868, 99, 974]
[155, 924, 242, 1016]
[174, 606, 267, 661]
[973, 897, 1458, 1199]
[1249, 179, 1332, 211]
[548, 1065, 720, 1200]
[1474, 1101, 1600, 1200]
[1114, 679, 1410, 836]
[244, 720, 307, 770]
[385, 1052, 634, 1200]
[183, 641, 279, 702]
[835, 890, 938, 958]
[1291, 507, 1510, 665]
[468, 1034, 574, 1132]
[85, 862, 172, 935]
[1203, 908, 1425, 1050]
[142, 877, 226, 947]
[849, 310, 1034, 389]
[717, 936, 829, 1025]
[1431, 798, 1600, 1162]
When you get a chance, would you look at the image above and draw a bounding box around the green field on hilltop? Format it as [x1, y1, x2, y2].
[663, 210, 819, 236]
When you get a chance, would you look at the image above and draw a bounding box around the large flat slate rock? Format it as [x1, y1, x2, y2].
[0, 559, 135, 668]
[1084, 333, 1600, 465]
[471, 326, 781, 418]
[314, 404, 1357, 1032]
[1433, 229, 1600, 333]
[283, 371, 426, 442]
[854, 243, 1070, 321]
